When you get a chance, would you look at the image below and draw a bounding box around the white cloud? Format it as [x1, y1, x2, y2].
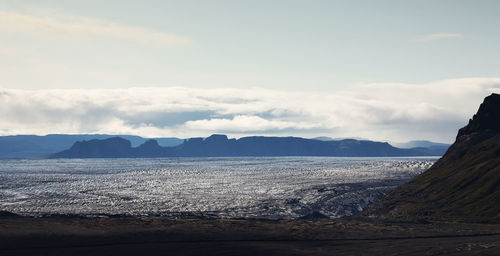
[0, 78, 499, 142]
[184, 115, 321, 132]
[417, 33, 463, 42]
[0, 9, 191, 48]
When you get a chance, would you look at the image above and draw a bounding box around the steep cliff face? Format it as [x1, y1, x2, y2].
[365, 93, 500, 221]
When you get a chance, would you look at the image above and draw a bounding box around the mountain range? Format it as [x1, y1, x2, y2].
[365, 93, 500, 221]
[391, 140, 450, 150]
[49, 135, 446, 158]
[0, 134, 183, 158]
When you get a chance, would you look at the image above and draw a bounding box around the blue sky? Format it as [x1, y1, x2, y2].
[1, 1, 499, 142]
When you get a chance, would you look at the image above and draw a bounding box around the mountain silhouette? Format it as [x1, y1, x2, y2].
[55, 137, 134, 158]
[392, 140, 450, 151]
[0, 134, 183, 158]
[50, 134, 445, 158]
[365, 93, 500, 221]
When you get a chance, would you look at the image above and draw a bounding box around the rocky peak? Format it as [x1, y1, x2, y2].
[457, 93, 500, 138]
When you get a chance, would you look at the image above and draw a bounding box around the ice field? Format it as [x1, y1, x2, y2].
[0, 157, 437, 219]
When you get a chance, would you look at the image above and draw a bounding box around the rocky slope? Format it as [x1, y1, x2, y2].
[365, 93, 500, 221]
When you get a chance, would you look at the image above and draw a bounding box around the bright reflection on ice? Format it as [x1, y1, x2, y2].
[0, 157, 437, 219]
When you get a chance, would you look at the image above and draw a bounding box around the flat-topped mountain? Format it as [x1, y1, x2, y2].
[365, 93, 500, 221]
[0, 134, 183, 158]
[50, 134, 445, 158]
[58, 137, 134, 158]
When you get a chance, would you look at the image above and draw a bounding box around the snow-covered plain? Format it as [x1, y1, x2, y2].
[0, 157, 436, 219]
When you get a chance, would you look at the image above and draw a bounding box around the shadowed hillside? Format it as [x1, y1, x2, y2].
[365, 93, 500, 221]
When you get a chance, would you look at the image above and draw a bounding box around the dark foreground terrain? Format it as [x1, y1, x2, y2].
[2, 214, 500, 256]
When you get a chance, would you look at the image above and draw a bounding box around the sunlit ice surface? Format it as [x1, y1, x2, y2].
[0, 157, 437, 219]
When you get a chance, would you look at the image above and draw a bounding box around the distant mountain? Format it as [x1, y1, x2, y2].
[312, 136, 368, 141]
[316, 137, 450, 153]
[392, 140, 450, 150]
[0, 134, 183, 158]
[365, 93, 500, 222]
[50, 134, 445, 158]
[311, 136, 335, 141]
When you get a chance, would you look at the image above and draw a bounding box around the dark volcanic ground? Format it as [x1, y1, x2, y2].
[2, 214, 500, 255]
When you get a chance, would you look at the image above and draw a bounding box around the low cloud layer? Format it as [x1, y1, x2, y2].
[1, 78, 499, 142]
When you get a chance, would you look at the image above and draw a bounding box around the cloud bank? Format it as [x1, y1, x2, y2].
[1, 78, 499, 142]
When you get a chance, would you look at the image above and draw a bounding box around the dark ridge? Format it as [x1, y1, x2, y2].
[50, 137, 133, 158]
[0, 134, 183, 158]
[49, 135, 446, 158]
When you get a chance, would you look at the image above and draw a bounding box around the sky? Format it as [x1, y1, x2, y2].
[1, 0, 500, 143]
